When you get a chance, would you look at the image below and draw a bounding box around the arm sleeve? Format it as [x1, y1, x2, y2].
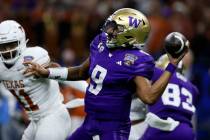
[151, 67, 164, 83]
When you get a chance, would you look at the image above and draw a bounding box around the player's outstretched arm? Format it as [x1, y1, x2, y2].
[23, 58, 90, 81]
[65, 58, 89, 80]
[134, 52, 186, 105]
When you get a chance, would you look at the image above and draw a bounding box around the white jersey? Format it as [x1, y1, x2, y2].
[0, 46, 63, 120]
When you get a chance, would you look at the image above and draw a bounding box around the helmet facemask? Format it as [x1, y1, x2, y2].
[0, 41, 21, 64]
[0, 20, 27, 65]
[102, 20, 124, 48]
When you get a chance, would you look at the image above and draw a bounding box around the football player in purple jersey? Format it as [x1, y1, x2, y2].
[23, 8, 187, 140]
[141, 53, 198, 140]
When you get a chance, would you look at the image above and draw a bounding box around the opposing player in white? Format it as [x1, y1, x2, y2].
[0, 20, 72, 140]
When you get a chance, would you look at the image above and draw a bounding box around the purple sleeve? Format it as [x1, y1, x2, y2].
[130, 54, 155, 80]
[90, 33, 107, 48]
[151, 67, 163, 83]
[89, 33, 106, 63]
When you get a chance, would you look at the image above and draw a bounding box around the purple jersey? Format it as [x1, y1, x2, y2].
[85, 32, 154, 121]
[149, 67, 199, 125]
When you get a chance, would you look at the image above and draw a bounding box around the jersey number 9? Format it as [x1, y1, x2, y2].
[88, 65, 107, 95]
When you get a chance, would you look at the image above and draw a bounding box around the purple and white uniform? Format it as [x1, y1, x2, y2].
[141, 67, 199, 140]
[68, 32, 154, 140]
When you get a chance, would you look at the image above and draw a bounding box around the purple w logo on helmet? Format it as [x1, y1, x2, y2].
[128, 16, 144, 28]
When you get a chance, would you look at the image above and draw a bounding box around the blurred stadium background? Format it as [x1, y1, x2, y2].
[0, 0, 210, 140]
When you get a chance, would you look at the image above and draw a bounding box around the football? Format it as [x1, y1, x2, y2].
[164, 32, 189, 58]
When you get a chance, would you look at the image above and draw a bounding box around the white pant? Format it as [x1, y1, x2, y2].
[22, 105, 71, 140]
[129, 121, 148, 140]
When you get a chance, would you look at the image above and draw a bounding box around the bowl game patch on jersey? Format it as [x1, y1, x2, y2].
[23, 56, 34, 62]
[123, 53, 138, 66]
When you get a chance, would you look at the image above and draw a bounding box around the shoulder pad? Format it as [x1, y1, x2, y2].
[23, 46, 50, 67]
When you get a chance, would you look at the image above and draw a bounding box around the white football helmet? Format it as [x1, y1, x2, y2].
[0, 20, 27, 65]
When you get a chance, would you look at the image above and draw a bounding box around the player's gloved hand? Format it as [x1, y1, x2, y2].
[23, 61, 49, 78]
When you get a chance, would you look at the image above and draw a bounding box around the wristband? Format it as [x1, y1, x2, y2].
[165, 63, 177, 74]
[48, 67, 68, 80]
